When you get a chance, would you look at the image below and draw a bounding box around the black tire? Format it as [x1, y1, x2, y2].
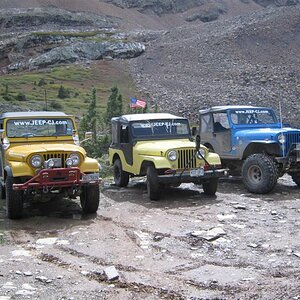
[5, 176, 23, 219]
[147, 165, 160, 200]
[0, 181, 4, 199]
[202, 178, 218, 196]
[80, 184, 100, 214]
[291, 174, 300, 186]
[113, 159, 129, 187]
[242, 154, 278, 194]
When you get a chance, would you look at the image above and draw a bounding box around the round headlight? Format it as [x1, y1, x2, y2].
[167, 150, 177, 161]
[197, 148, 206, 159]
[66, 158, 73, 167]
[48, 159, 55, 168]
[278, 133, 286, 144]
[30, 155, 42, 168]
[69, 153, 80, 166]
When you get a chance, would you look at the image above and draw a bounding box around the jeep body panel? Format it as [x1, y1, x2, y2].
[0, 111, 100, 218]
[110, 113, 227, 199]
[110, 139, 222, 175]
[198, 105, 300, 193]
[199, 106, 300, 161]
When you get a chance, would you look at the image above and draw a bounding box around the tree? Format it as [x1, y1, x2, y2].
[79, 88, 111, 158]
[58, 85, 70, 99]
[105, 86, 123, 125]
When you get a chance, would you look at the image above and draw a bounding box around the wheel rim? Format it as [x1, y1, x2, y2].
[247, 165, 262, 184]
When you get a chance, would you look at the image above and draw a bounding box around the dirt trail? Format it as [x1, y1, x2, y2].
[1, 176, 300, 299]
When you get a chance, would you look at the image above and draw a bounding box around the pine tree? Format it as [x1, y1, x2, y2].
[106, 86, 123, 125]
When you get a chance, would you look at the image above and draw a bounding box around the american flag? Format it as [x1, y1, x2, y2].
[130, 97, 146, 109]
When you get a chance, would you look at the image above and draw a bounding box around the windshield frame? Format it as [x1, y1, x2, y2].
[130, 118, 191, 141]
[229, 108, 278, 126]
[5, 117, 75, 138]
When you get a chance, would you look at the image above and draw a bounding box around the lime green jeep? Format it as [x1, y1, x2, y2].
[109, 113, 227, 200]
[0, 111, 100, 219]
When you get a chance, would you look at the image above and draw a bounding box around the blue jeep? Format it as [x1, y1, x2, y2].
[198, 105, 300, 193]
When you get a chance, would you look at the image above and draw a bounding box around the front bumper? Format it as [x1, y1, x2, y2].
[13, 167, 100, 191]
[157, 168, 228, 184]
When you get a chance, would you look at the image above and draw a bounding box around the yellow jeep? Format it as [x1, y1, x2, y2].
[109, 113, 227, 200]
[0, 111, 100, 219]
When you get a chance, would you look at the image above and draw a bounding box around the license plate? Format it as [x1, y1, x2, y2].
[190, 168, 204, 177]
[82, 173, 99, 182]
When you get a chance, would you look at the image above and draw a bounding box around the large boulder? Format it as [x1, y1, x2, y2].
[20, 41, 145, 69]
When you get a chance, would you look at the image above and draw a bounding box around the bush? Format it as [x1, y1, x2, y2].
[38, 79, 47, 86]
[50, 100, 63, 110]
[16, 93, 27, 101]
[58, 85, 70, 99]
[98, 154, 113, 178]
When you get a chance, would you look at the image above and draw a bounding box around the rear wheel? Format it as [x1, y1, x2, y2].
[113, 159, 129, 187]
[80, 184, 100, 214]
[242, 154, 278, 194]
[202, 178, 218, 196]
[147, 165, 160, 200]
[5, 175, 23, 219]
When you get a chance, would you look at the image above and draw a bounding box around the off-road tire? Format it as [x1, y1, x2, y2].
[147, 165, 160, 200]
[5, 176, 23, 219]
[242, 154, 278, 194]
[80, 184, 100, 214]
[113, 159, 129, 187]
[291, 174, 300, 186]
[0, 182, 4, 199]
[202, 178, 218, 196]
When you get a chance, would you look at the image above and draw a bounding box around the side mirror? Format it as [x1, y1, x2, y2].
[80, 132, 93, 144]
[195, 135, 201, 151]
[85, 131, 93, 139]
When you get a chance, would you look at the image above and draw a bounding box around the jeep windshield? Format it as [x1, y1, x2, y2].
[6, 118, 75, 138]
[131, 119, 190, 139]
[230, 108, 278, 125]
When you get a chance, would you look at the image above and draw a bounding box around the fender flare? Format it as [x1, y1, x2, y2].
[4, 166, 13, 179]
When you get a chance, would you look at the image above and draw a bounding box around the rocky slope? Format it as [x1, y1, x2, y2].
[0, 1, 299, 125]
[129, 5, 300, 125]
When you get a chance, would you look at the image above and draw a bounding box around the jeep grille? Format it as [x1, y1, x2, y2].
[178, 149, 197, 169]
[283, 132, 300, 154]
[43, 152, 70, 168]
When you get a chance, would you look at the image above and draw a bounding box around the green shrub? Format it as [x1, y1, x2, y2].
[50, 100, 63, 110]
[16, 93, 27, 101]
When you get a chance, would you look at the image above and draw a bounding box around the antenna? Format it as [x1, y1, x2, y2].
[279, 101, 285, 157]
[279, 101, 283, 128]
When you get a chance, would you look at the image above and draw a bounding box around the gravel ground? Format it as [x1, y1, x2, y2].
[1, 175, 300, 299]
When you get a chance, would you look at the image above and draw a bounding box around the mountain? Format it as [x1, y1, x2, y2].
[0, 0, 299, 125]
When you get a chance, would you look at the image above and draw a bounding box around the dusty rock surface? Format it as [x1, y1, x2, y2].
[129, 5, 300, 126]
[1, 175, 300, 299]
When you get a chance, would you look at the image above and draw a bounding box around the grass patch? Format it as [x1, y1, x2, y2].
[0, 61, 138, 117]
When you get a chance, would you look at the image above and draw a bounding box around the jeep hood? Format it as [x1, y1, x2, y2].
[134, 139, 196, 156]
[6, 143, 85, 162]
[234, 127, 300, 140]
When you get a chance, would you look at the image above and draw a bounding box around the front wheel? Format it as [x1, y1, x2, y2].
[113, 159, 129, 187]
[80, 184, 100, 214]
[5, 176, 23, 219]
[291, 173, 300, 186]
[242, 154, 278, 194]
[147, 165, 160, 200]
[202, 178, 218, 196]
